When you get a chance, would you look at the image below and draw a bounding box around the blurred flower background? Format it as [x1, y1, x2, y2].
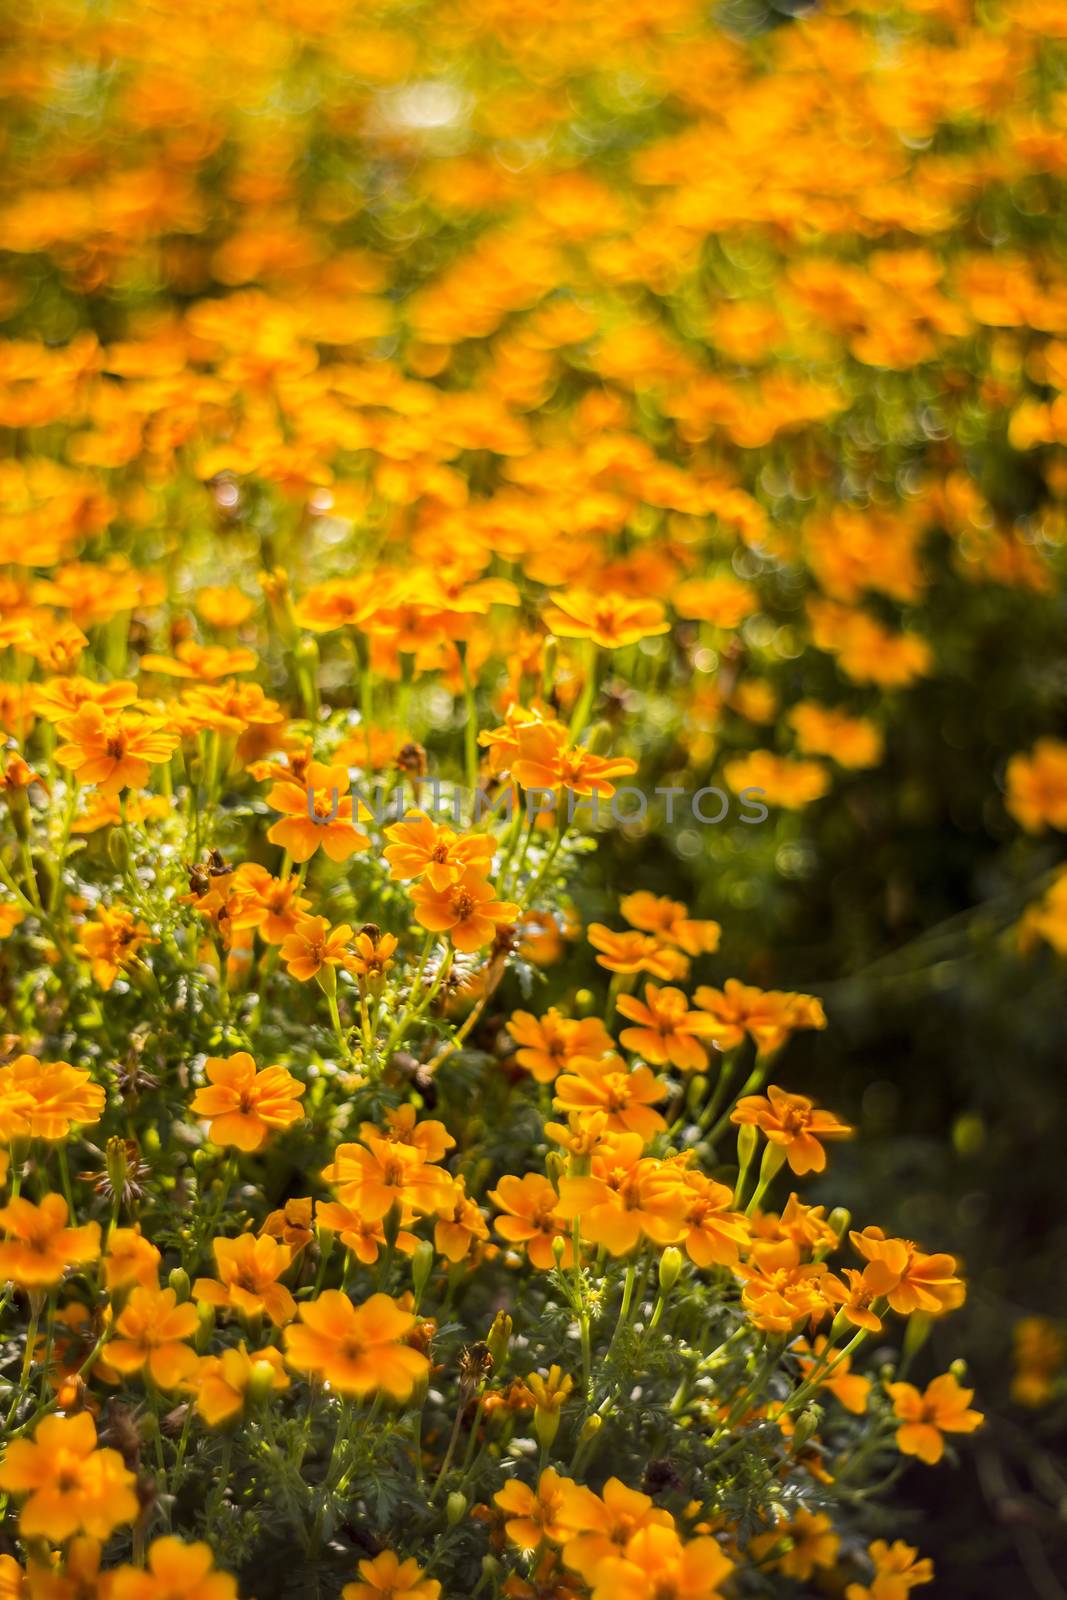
[1, 0, 1067, 1594]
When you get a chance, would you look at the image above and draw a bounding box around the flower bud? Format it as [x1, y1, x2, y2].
[446, 1491, 468, 1527]
[248, 1359, 279, 1406]
[487, 1311, 512, 1370]
[534, 1405, 561, 1452]
[686, 1075, 708, 1116]
[196, 1303, 216, 1352]
[790, 1405, 822, 1452]
[108, 826, 131, 873]
[578, 1414, 603, 1447]
[411, 1238, 435, 1305]
[168, 1267, 191, 1302]
[551, 1235, 566, 1269]
[658, 1247, 683, 1295]
[827, 1207, 850, 1240]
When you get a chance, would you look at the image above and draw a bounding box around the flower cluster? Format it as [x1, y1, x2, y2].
[1, 0, 1063, 1591]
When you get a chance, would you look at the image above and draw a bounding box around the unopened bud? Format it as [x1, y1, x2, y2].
[551, 1236, 566, 1269]
[168, 1267, 191, 1302]
[578, 1414, 603, 1446]
[108, 826, 130, 873]
[446, 1491, 467, 1527]
[487, 1311, 512, 1370]
[790, 1405, 822, 1452]
[827, 1207, 850, 1240]
[411, 1239, 434, 1306]
[196, 1303, 215, 1352]
[247, 1359, 278, 1406]
[658, 1247, 683, 1295]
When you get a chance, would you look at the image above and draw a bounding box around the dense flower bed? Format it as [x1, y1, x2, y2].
[1, 0, 1065, 1593]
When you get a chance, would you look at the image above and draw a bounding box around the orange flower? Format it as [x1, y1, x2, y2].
[107, 1286, 200, 1389]
[749, 1509, 839, 1582]
[0, 1055, 104, 1140]
[342, 1551, 440, 1600]
[77, 903, 156, 990]
[694, 979, 826, 1054]
[511, 723, 637, 799]
[553, 1056, 667, 1140]
[284, 1291, 429, 1399]
[555, 1476, 675, 1583]
[619, 893, 720, 956]
[55, 703, 178, 793]
[104, 1226, 162, 1292]
[0, 1413, 138, 1543]
[616, 985, 718, 1073]
[383, 812, 495, 888]
[542, 591, 669, 648]
[280, 914, 353, 980]
[722, 750, 829, 809]
[590, 1524, 734, 1600]
[315, 1198, 419, 1267]
[555, 1135, 687, 1256]
[824, 1260, 899, 1332]
[0, 1194, 100, 1288]
[266, 761, 370, 863]
[107, 1535, 239, 1600]
[844, 1539, 933, 1600]
[194, 1233, 297, 1326]
[195, 1344, 289, 1426]
[731, 1086, 852, 1175]
[587, 925, 690, 981]
[494, 1468, 569, 1551]
[489, 1173, 574, 1270]
[794, 1336, 871, 1415]
[888, 1373, 983, 1464]
[507, 1008, 614, 1083]
[139, 640, 256, 680]
[409, 867, 517, 953]
[676, 1172, 749, 1269]
[322, 1134, 453, 1221]
[434, 1174, 489, 1262]
[189, 1052, 305, 1151]
[849, 1229, 966, 1316]
[229, 863, 311, 944]
[1006, 738, 1067, 831]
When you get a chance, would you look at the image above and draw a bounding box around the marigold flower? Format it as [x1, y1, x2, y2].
[616, 984, 718, 1073]
[107, 1535, 239, 1600]
[55, 703, 179, 792]
[0, 1193, 100, 1288]
[0, 1413, 138, 1543]
[194, 1233, 297, 1326]
[494, 1467, 569, 1551]
[384, 812, 496, 888]
[104, 1226, 162, 1291]
[849, 1229, 966, 1316]
[189, 1052, 305, 1151]
[732, 1086, 852, 1175]
[589, 1524, 734, 1600]
[794, 1335, 871, 1414]
[619, 893, 721, 956]
[342, 1551, 441, 1600]
[888, 1372, 983, 1464]
[723, 750, 830, 809]
[266, 760, 371, 862]
[280, 914, 354, 981]
[676, 1172, 749, 1269]
[323, 1134, 453, 1221]
[1006, 738, 1067, 831]
[507, 1008, 614, 1083]
[316, 1197, 419, 1266]
[409, 867, 517, 953]
[553, 1056, 667, 1140]
[0, 1054, 104, 1140]
[555, 1134, 688, 1256]
[844, 1539, 933, 1600]
[555, 1476, 675, 1583]
[434, 1174, 489, 1262]
[511, 723, 638, 799]
[229, 863, 311, 944]
[694, 979, 826, 1054]
[587, 925, 690, 981]
[489, 1173, 574, 1270]
[749, 1509, 839, 1581]
[195, 1343, 289, 1426]
[345, 929, 399, 983]
[77, 903, 157, 990]
[542, 590, 669, 649]
[284, 1290, 429, 1399]
[107, 1285, 200, 1389]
